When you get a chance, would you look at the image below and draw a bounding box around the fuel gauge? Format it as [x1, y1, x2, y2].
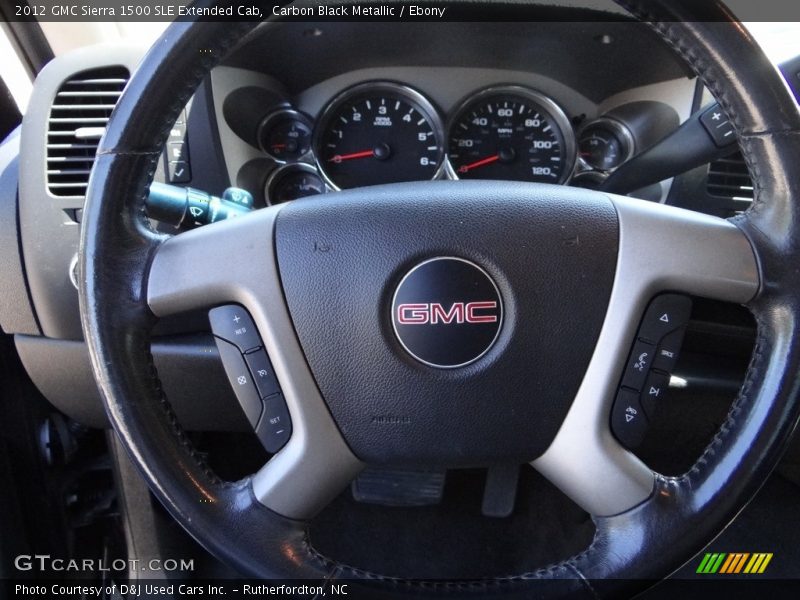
[577, 118, 634, 172]
[259, 109, 313, 162]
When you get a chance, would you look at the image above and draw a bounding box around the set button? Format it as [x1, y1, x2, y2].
[256, 394, 292, 453]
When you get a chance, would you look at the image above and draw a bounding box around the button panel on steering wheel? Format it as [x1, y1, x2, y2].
[209, 305, 292, 453]
[612, 294, 692, 449]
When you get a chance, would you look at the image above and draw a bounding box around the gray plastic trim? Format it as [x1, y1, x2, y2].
[19, 44, 147, 340]
[210, 66, 289, 187]
[532, 195, 759, 517]
[147, 207, 363, 519]
[0, 128, 40, 335]
[15, 334, 250, 432]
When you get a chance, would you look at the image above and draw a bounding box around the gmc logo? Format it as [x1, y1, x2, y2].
[397, 302, 498, 325]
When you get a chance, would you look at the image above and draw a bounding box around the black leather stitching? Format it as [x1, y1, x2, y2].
[565, 563, 601, 600]
[302, 523, 603, 590]
[87, 1, 800, 592]
[118, 23, 259, 491]
[616, 4, 774, 489]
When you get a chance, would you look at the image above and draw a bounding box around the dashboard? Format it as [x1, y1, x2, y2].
[209, 20, 696, 209]
[214, 66, 689, 206]
[0, 17, 750, 432]
[245, 80, 641, 203]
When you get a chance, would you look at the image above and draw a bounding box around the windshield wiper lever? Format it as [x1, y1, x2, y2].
[145, 182, 254, 228]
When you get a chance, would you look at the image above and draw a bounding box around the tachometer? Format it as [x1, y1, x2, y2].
[314, 82, 445, 190]
[447, 86, 575, 183]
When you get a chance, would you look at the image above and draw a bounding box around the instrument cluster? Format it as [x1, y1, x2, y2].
[260, 80, 636, 203]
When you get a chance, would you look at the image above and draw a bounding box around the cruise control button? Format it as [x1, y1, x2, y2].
[245, 349, 281, 398]
[641, 370, 670, 420]
[256, 394, 292, 453]
[611, 388, 649, 449]
[653, 327, 686, 372]
[214, 338, 263, 427]
[209, 305, 262, 353]
[621, 339, 656, 391]
[638, 294, 692, 344]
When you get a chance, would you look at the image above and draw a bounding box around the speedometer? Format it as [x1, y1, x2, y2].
[447, 86, 575, 183]
[314, 82, 445, 190]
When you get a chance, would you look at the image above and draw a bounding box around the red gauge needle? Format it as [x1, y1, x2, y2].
[458, 154, 500, 173]
[329, 150, 374, 163]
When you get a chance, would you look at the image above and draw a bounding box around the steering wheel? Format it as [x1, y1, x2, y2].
[79, 0, 800, 596]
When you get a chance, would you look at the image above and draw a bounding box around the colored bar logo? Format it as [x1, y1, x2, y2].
[696, 552, 773, 574]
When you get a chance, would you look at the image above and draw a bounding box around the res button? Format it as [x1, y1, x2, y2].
[209, 305, 262, 353]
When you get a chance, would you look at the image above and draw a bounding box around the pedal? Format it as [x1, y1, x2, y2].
[351, 467, 446, 506]
[481, 464, 520, 518]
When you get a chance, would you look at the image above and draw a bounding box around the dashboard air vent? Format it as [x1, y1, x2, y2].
[706, 151, 754, 204]
[46, 66, 129, 197]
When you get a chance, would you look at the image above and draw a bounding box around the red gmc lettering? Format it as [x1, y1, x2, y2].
[430, 303, 464, 324]
[397, 302, 498, 325]
[396, 303, 428, 324]
[465, 301, 499, 323]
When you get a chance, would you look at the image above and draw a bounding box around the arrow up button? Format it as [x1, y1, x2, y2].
[638, 294, 692, 345]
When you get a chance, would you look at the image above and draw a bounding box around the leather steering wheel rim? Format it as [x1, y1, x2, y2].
[80, 1, 800, 596]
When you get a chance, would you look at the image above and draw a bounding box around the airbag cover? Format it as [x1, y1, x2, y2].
[275, 181, 618, 465]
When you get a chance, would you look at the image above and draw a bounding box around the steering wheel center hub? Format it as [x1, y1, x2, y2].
[274, 181, 619, 465]
[391, 257, 503, 368]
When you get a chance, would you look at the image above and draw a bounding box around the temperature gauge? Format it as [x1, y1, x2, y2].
[577, 118, 634, 172]
[266, 164, 327, 204]
[259, 109, 313, 162]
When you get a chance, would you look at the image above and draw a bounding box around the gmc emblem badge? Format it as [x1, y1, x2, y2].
[396, 302, 499, 325]
[391, 257, 503, 368]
